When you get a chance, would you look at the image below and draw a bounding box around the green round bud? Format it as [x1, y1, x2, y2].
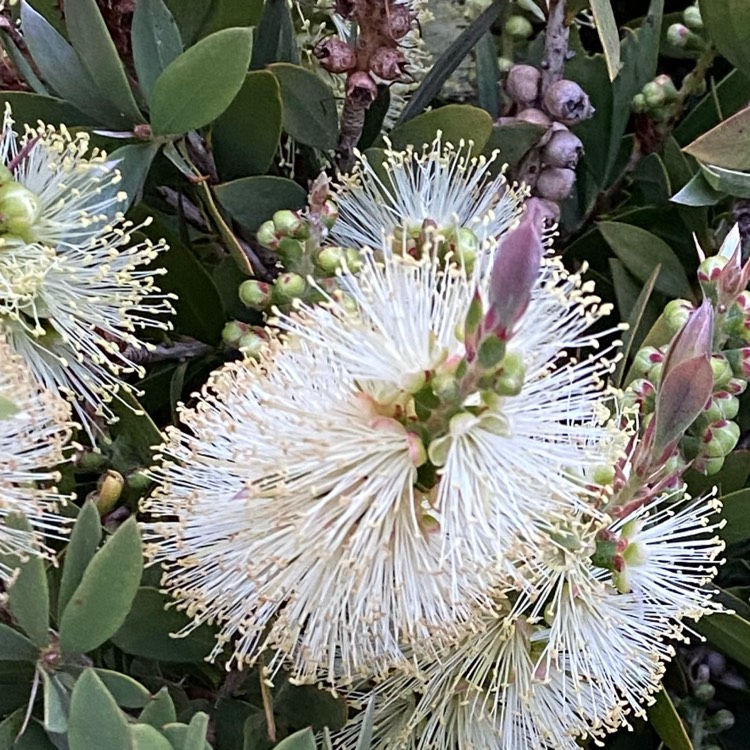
[495, 351, 525, 396]
[693, 681, 715, 703]
[273, 209, 308, 239]
[276, 237, 305, 266]
[256, 220, 279, 249]
[505, 14, 533, 39]
[664, 298, 694, 335]
[274, 272, 306, 301]
[126, 470, 152, 493]
[698, 255, 728, 286]
[654, 74, 678, 101]
[714, 391, 740, 420]
[642, 80, 666, 108]
[315, 246, 347, 274]
[698, 456, 725, 475]
[592, 464, 616, 485]
[221, 320, 248, 347]
[0, 165, 12, 184]
[344, 247, 363, 273]
[497, 56, 514, 74]
[75, 450, 109, 472]
[631, 346, 664, 379]
[683, 5, 703, 30]
[320, 200, 339, 229]
[238, 331, 266, 358]
[702, 419, 741, 458]
[0, 182, 41, 240]
[239, 279, 272, 309]
[705, 709, 735, 732]
[632, 93, 647, 113]
[711, 355, 733, 388]
[447, 227, 479, 269]
[683, 70, 707, 96]
[666, 22, 692, 48]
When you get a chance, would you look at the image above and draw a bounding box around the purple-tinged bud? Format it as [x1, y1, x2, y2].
[542, 128, 584, 168]
[320, 199, 339, 229]
[543, 80, 595, 125]
[535, 167, 576, 201]
[273, 209, 308, 239]
[621, 378, 656, 412]
[701, 419, 741, 458]
[222, 320, 250, 347]
[711, 354, 733, 388]
[505, 64, 541, 107]
[314, 37, 357, 74]
[383, 3, 413, 39]
[516, 108, 551, 127]
[724, 348, 750, 378]
[239, 279, 273, 309]
[257, 220, 279, 249]
[631, 347, 665, 379]
[654, 74, 678, 100]
[666, 22, 693, 48]
[525, 196, 560, 226]
[274, 272, 307, 301]
[712, 391, 740, 421]
[664, 298, 694, 336]
[483, 201, 545, 341]
[727, 377, 748, 396]
[371, 47, 408, 81]
[346, 71, 378, 105]
[698, 255, 729, 284]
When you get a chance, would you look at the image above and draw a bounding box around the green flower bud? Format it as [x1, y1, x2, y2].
[497, 56, 514, 74]
[75, 450, 109, 472]
[642, 80, 666, 108]
[344, 247, 363, 272]
[683, 70, 707, 96]
[654, 74, 678, 101]
[705, 709, 735, 733]
[274, 272, 306, 301]
[683, 5, 703, 30]
[664, 298, 694, 336]
[315, 246, 347, 274]
[273, 209, 308, 239]
[592, 464, 616, 485]
[632, 93, 647, 113]
[239, 279, 273, 309]
[276, 237, 305, 266]
[631, 346, 664, 379]
[697, 255, 728, 284]
[666, 22, 693, 48]
[0, 165, 12, 184]
[0, 181, 41, 241]
[222, 320, 248, 347]
[444, 227, 479, 270]
[126, 470, 152, 493]
[256, 220, 279, 249]
[693, 681, 715, 703]
[505, 14, 533, 39]
[95, 470, 125, 515]
[320, 200, 339, 229]
[714, 390, 739, 420]
[711, 354, 732, 388]
[702, 419, 740, 458]
[494, 350, 525, 395]
[238, 330, 266, 358]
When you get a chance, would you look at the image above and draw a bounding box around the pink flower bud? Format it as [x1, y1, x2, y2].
[370, 47, 408, 81]
[543, 79, 595, 124]
[314, 38, 357, 74]
[505, 64, 541, 107]
[383, 3, 413, 39]
[542, 128, 584, 169]
[346, 71, 378, 105]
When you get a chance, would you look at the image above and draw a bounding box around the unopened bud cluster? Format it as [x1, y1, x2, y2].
[0, 163, 41, 242]
[666, 4, 706, 52]
[632, 74, 684, 122]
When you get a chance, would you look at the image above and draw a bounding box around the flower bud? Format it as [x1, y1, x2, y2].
[506, 14, 533, 39]
[711, 354, 732, 388]
[664, 298, 694, 335]
[96, 470, 125, 515]
[75, 449, 109, 472]
[535, 167, 576, 201]
[631, 347, 665, 379]
[444, 227, 479, 269]
[494, 351, 525, 395]
[0, 181, 41, 240]
[320, 199, 339, 229]
[273, 209, 308, 239]
[0, 165, 12, 184]
[371, 47, 408, 81]
[346, 71, 378, 105]
[724, 348, 750, 378]
[256, 220, 279, 250]
[497, 57, 514, 74]
[632, 93, 647, 113]
[728, 377, 748, 395]
[683, 70, 707, 96]
[621, 377, 656, 412]
[314, 37, 357, 74]
[693, 455, 725, 475]
[698, 255, 729, 285]
[383, 3, 413, 39]
[667, 22, 691, 48]
[276, 237, 305, 266]
[705, 391, 740, 422]
[654, 74, 678, 101]
[274, 272, 307, 301]
[239, 279, 272, 309]
[222, 320, 249, 347]
[344, 247, 363, 272]
[543, 80, 595, 125]
[705, 709, 735, 733]
[515, 108, 551, 127]
[239, 330, 267, 359]
[505, 64, 541, 106]
[316, 246, 348, 274]
[542, 128, 583, 168]
[642, 80, 666, 108]
[126, 470, 151, 493]
[702, 419, 740, 458]
[682, 5, 703, 31]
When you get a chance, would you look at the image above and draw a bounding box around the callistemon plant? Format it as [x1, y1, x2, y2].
[0, 333, 72, 581]
[142, 201, 644, 686]
[0, 105, 174, 438]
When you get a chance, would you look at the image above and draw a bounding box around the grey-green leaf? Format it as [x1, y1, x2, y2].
[183, 712, 210, 750]
[132, 0, 183, 102]
[590, 0, 622, 81]
[58, 500, 102, 622]
[42, 671, 70, 734]
[93, 669, 151, 708]
[671, 171, 724, 206]
[139, 686, 177, 728]
[131, 724, 173, 750]
[0, 623, 37, 661]
[150, 27, 253, 135]
[108, 143, 161, 209]
[59, 518, 143, 656]
[647, 689, 693, 750]
[64, 0, 145, 123]
[68, 669, 133, 750]
[1, 514, 49, 648]
[700, 0, 750, 80]
[274, 728, 317, 750]
[250, 0, 299, 69]
[700, 162, 750, 199]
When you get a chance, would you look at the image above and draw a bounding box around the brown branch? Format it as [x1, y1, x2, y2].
[540, 0, 569, 91]
[122, 339, 215, 365]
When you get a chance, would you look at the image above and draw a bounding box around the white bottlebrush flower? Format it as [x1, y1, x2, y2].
[0, 334, 72, 580]
[0, 106, 174, 437]
[329, 135, 526, 253]
[143, 232, 627, 683]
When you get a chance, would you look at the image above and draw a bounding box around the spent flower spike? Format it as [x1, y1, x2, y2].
[0, 106, 174, 437]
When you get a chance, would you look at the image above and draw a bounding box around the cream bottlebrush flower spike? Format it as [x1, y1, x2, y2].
[328, 134, 526, 259]
[143, 207, 628, 684]
[338, 490, 725, 750]
[0, 106, 174, 438]
[0, 334, 73, 581]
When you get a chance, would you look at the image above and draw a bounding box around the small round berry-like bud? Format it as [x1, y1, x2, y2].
[714, 390, 740, 420]
[666, 22, 692, 48]
[346, 71, 378, 104]
[697, 255, 729, 284]
[505, 64, 541, 106]
[515, 107, 551, 126]
[316, 246, 348, 274]
[535, 166, 576, 201]
[276, 237, 305, 266]
[126, 470, 152, 493]
[0, 181, 41, 240]
[274, 272, 307, 301]
[495, 351, 525, 396]
[314, 37, 357, 74]
[506, 14, 533, 39]
[239, 279, 273, 309]
[0, 164, 12, 184]
[256, 220, 279, 249]
[222, 320, 249, 347]
[542, 128, 584, 168]
[705, 709, 735, 733]
[371, 47, 408, 81]
[344, 247, 363, 272]
[320, 200, 339, 229]
[642, 80, 666, 108]
[702, 419, 741, 458]
[383, 3, 413, 39]
[497, 57, 514, 74]
[683, 4, 703, 30]
[654, 74, 678, 101]
[444, 227, 479, 267]
[631, 346, 664, 379]
[632, 93, 647, 113]
[96, 470, 125, 515]
[543, 79, 595, 124]
[683, 70, 707, 95]
[663, 298, 694, 335]
[239, 330, 266, 359]
[711, 354, 733, 388]
[273, 209, 308, 239]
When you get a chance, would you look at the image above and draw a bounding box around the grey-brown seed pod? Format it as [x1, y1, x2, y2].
[371, 47, 408, 81]
[542, 128, 584, 168]
[505, 64, 541, 107]
[346, 71, 379, 104]
[535, 166, 576, 201]
[314, 38, 357, 74]
[515, 108, 552, 127]
[543, 79, 595, 124]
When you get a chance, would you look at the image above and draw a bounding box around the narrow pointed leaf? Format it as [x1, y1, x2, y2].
[42, 671, 70, 734]
[648, 689, 693, 750]
[131, 724, 173, 750]
[590, 0, 622, 81]
[0, 623, 37, 661]
[683, 104, 750, 170]
[274, 728, 317, 750]
[139, 687, 177, 727]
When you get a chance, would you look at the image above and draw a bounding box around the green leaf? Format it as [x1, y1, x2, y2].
[717, 488, 750, 546]
[197, 0, 264, 37]
[396, 0, 508, 124]
[132, 0, 183, 102]
[355, 696, 375, 750]
[0, 92, 89, 129]
[274, 728, 316, 750]
[42, 671, 70, 734]
[683, 104, 750, 170]
[695, 611, 750, 670]
[64, 0, 144, 124]
[112, 587, 216, 662]
[58, 500, 102, 622]
[162, 723, 211, 750]
[590, 0, 622, 80]
[68, 669, 133, 750]
[250, 0, 299, 69]
[388, 104, 493, 155]
[213, 71, 283, 179]
[358, 86, 390, 151]
[647, 689, 693, 750]
[1, 514, 49, 648]
[598, 221, 694, 300]
[0, 623, 37, 661]
[20, 1, 125, 127]
[183, 712, 209, 750]
[686, 450, 750, 498]
[475, 32, 500, 118]
[108, 143, 160, 210]
[269, 63, 338, 150]
[14, 722, 57, 749]
[0, 31, 48, 94]
[150, 27, 253, 135]
[700, 0, 750, 79]
[92, 669, 150, 709]
[276, 684, 348, 733]
[109, 390, 163, 472]
[0, 709, 23, 747]
[482, 121, 545, 171]
[139, 687, 177, 728]
[131, 724, 174, 750]
[670, 171, 724, 206]
[215, 175, 307, 233]
[700, 162, 750, 198]
[164, 0, 211, 45]
[59, 518, 143, 656]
